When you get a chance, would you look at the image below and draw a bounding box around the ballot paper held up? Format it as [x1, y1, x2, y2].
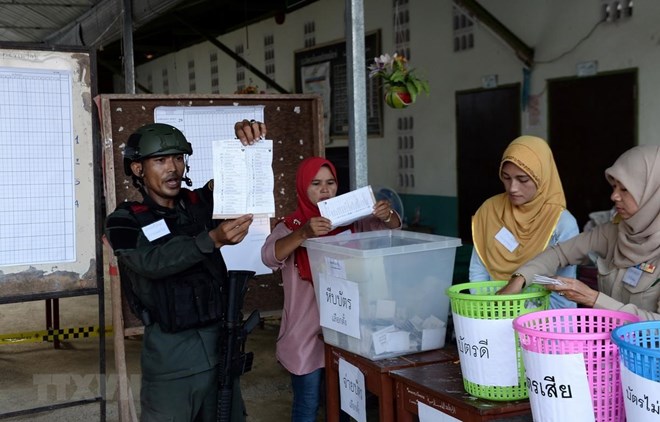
[532, 274, 565, 286]
[318, 186, 376, 228]
[212, 139, 275, 219]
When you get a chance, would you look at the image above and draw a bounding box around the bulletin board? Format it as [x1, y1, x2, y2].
[98, 94, 324, 328]
[0, 44, 101, 303]
[294, 30, 382, 137]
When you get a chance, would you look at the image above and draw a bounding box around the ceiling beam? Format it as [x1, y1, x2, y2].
[176, 16, 290, 94]
[0, 1, 89, 7]
[0, 25, 57, 30]
[455, 0, 534, 67]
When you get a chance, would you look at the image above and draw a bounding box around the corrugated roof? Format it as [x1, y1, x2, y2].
[0, 0, 101, 43]
[0, 0, 320, 85]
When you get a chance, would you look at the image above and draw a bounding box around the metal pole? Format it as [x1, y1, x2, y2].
[346, 0, 368, 190]
[122, 0, 136, 94]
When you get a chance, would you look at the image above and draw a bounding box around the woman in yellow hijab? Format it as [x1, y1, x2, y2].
[469, 136, 579, 308]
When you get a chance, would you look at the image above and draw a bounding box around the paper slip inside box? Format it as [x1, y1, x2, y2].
[318, 185, 376, 229]
[532, 274, 565, 285]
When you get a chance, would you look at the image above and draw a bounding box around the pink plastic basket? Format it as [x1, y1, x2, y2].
[513, 309, 640, 422]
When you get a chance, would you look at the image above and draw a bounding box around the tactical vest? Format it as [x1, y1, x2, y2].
[120, 189, 226, 333]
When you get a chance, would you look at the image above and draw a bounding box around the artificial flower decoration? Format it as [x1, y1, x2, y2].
[368, 53, 430, 109]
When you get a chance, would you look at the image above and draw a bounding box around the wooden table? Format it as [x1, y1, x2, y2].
[324, 344, 458, 422]
[391, 360, 532, 421]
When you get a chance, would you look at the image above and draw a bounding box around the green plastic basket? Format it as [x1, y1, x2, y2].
[446, 281, 550, 401]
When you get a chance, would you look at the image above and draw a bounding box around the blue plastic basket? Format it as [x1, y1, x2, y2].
[611, 321, 660, 382]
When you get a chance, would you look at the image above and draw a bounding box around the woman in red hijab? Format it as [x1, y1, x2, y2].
[261, 156, 400, 421]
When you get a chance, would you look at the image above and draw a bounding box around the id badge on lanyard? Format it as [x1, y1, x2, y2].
[623, 262, 656, 287]
[622, 266, 643, 287]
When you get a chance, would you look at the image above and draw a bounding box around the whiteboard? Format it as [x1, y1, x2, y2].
[0, 45, 98, 300]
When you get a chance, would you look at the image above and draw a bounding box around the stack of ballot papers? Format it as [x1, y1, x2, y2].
[532, 274, 565, 285]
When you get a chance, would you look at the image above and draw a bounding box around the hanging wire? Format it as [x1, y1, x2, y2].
[118, 1, 124, 66]
[243, 0, 249, 51]
[393, 0, 401, 54]
[534, 19, 604, 65]
[526, 17, 604, 98]
[89, 4, 121, 47]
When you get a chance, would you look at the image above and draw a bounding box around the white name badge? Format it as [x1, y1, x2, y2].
[142, 219, 170, 241]
[622, 266, 643, 287]
[495, 226, 519, 253]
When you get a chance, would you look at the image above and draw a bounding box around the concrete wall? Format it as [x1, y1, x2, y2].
[135, 0, 660, 234]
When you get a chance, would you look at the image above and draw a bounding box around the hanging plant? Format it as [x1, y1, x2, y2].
[234, 79, 265, 94]
[368, 53, 430, 109]
[235, 85, 264, 94]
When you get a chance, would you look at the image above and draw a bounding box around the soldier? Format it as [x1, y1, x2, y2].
[105, 121, 263, 422]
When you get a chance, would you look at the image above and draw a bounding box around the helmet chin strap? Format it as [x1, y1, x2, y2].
[182, 156, 193, 187]
[131, 175, 148, 198]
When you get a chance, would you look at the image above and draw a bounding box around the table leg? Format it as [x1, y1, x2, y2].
[325, 345, 340, 422]
[395, 381, 415, 422]
[45, 298, 61, 349]
[379, 375, 396, 422]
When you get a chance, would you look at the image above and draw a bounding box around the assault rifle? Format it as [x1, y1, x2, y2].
[217, 270, 260, 422]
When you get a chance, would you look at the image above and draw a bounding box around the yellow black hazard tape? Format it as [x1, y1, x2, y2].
[0, 326, 113, 344]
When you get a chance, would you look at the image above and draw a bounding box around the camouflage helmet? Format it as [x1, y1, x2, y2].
[123, 123, 193, 176]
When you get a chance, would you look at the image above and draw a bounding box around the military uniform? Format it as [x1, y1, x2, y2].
[105, 186, 245, 422]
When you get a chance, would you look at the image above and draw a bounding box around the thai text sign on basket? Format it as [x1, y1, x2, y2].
[513, 309, 640, 422]
[446, 281, 550, 401]
[611, 320, 660, 421]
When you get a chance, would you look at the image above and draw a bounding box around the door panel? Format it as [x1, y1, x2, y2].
[456, 86, 521, 243]
[548, 71, 636, 229]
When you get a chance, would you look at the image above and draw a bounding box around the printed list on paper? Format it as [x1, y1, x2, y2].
[211, 139, 275, 218]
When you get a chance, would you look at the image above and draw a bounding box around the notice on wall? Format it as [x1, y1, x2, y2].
[0, 67, 76, 267]
[0, 47, 100, 299]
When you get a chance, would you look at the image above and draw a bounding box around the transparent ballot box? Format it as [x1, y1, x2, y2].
[304, 230, 461, 360]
